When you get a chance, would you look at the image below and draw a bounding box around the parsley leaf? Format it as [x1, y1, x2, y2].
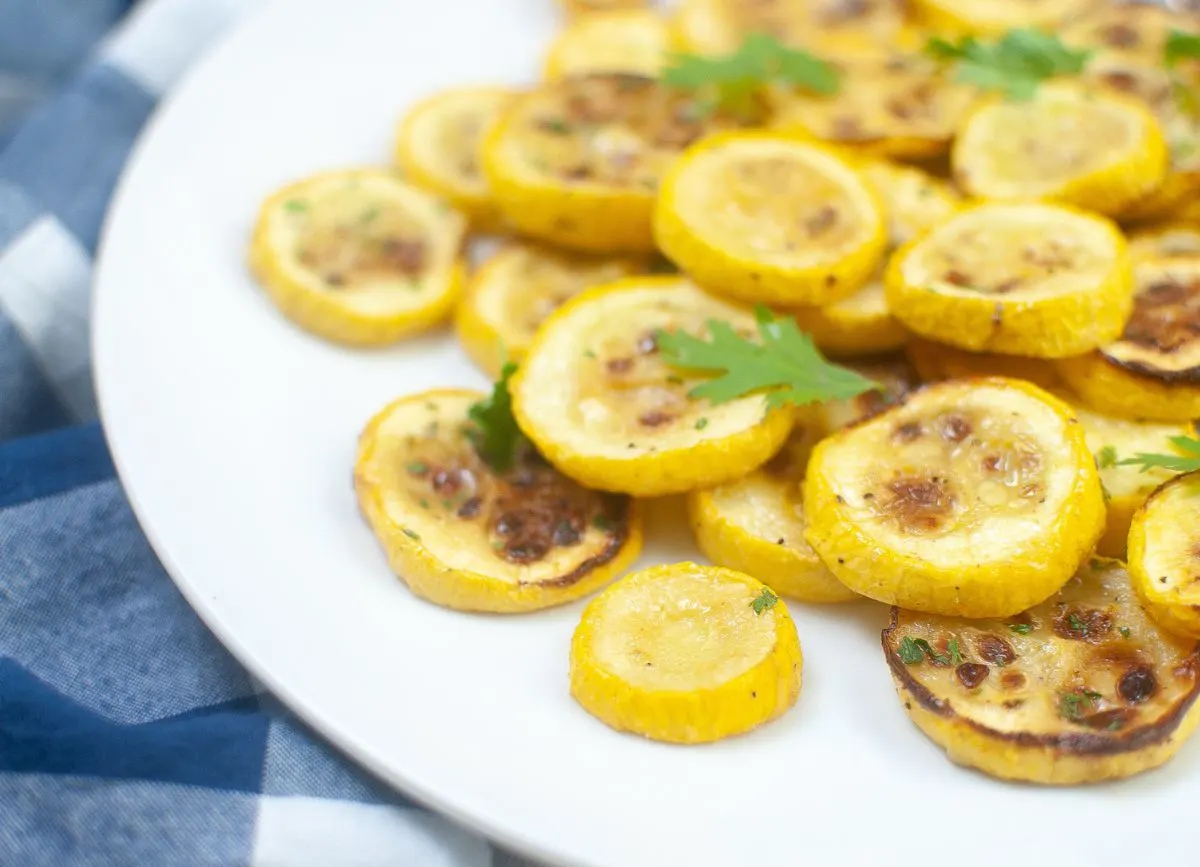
[656, 307, 879, 409]
[661, 32, 839, 116]
[1008, 622, 1035, 635]
[1095, 445, 1118, 469]
[1058, 688, 1103, 722]
[898, 636, 955, 665]
[926, 29, 1092, 100]
[466, 363, 525, 473]
[897, 636, 925, 664]
[751, 587, 779, 614]
[1166, 29, 1200, 68]
[947, 638, 963, 666]
[1119, 626, 1132, 639]
[1117, 434, 1200, 474]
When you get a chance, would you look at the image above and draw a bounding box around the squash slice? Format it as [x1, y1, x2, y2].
[654, 132, 887, 307]
[394, 87, 511, 229]
[951, 81, 1168, 217]
[455, 243, 643, 378]
[481, 73, 744, 253]
[884, 558, 1200, 784]
[687, 423, 859, 603]
[804, 378, 1105, 618]
[1056, 257, 1200, 422]
[543, 10, 670, 80]
[354, 390, 642, 612]
[885, 202, 1133, 358]
[905, 338, 1063, 391]
[249, 168, 467, 346]
[811, 354, 921, 434]
[1129, 471, 1200, 640]
[1128, 222, 1200, 263]
[570, 563, 803, 743]
[1066, 4, 1200, 67]
[511, 277, 792, 496]
[911, 0, 1104, 36]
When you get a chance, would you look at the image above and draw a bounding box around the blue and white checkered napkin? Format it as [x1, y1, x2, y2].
[0, 2, 524, 864]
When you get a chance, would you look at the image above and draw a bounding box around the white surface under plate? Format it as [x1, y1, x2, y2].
[92, 2, 1200, 865]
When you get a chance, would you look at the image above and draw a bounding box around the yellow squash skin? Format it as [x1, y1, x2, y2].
[1129, 472, 1200, 639]
[906, 338, 1063, 391]
[570, 563, 803, 743]
[687, 423, 859, 603]
[393, 87, 511, 230]
[655, 132, 887, 307]
[481, 73, 744, 254]
[884, 558, 1200, 784]
[542, 9, 670, 80]
[912, 0, 1104, 36]
[885, 202, 1134, 358]
[804, 378, 1105, 618]
[511, 277, 793, 496]
[1068, 401, 1193, 559]
[1055, 257, 1200, 422]
[354, 390, 642, 613]
[454, 243, 643, 378]
[249, 168, 468, 346]
[952, 81, 1168, 218]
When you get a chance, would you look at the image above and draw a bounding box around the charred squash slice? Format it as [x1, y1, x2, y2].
[654, 132, 887, 307]
[884, 558, 1200, 784]
[687, 423, 859, 603]
[481, 73, 744, 253]
[510, 277, 792, 496]
[455, 243, 643, 378]
[1129, 471, 1200, 640]
[354, 390, 642, 612]
[249, 168, 468, 346]
[804, 378, 1105, 618]
[543, 9, 670, 80]
[952, 81, 1168, 217]
[886, 202, 1133, 358]
[1056, 257, 1200, 422]
[570, 563, 803, 743]
[394, 87, 511, 229]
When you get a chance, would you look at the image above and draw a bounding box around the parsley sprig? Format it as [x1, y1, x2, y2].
[1059, 689, 1103, 722]
[656, 307, 879, 410]
[466, 363, 525, 473]
[751, 587, 779, 614]
[661, 32, 839, 117]
[1166, 29, 1200, 68]
[926, 29, 1091, 100]
[1118, 434, 1200, 474]
[897, 636, 962, 666]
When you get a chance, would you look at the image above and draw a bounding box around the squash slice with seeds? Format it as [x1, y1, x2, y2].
[1129, 471, 1200, 640]
[543, 9, 670, 80]
[654, 132, 887, 307]
[570, 563, 803, 743]
[687, 423, 859, 603]
[1056, 257, 1200, 422]
[455, 243, 643, 378]
[804, 378, 1105, 618]
[393, 87, 511, 229]
[481, 73, 744, 253]
[951, 81, 1168, 218]
[885, 202, 1133, 358]
[354, 389, 642, 613]
[249, 169, 468, 346]
[883, 558, 1200, 784]
[510, 277, 792, 496]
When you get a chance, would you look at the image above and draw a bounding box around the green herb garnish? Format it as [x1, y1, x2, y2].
[926, 29, 1092, 100]
[897, 636, 954, 665]
[284, 199, 308, 212]
[403, 529, 421, 541]
[1059, 688, 1103, 722]
[751, 587, 779, 614]
[466, 362, 525, 473]
[1119, 626, 1132, 639]
[1008, 622, 1035, 635]
[898, 637, 926, 664]
[1166, 30, 1200, 68]
[406, 460, 429, 475]
[1095, 445, 1118, 469]
[656, 307, 879, 409]
[1118, 434, 1200, 474]
[695, 417, 709, 430]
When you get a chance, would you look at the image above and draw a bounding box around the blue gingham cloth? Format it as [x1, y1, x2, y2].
[0, 2, 523, 864]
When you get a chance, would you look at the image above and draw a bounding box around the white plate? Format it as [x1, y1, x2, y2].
[93, 1, 1200, 865]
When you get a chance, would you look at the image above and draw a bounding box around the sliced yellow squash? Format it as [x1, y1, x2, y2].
[857, 158, 963, 247]
[355, 390, 642, 612]
[1128, 222, 1200, 263]
[655, 132, 887, 307]
[570, 562, 803, 743]
[804, 378, 1105, 618]
[543, 10, 670, 80]
[952, 81, 1168, 217]
[481, 73, 744, 253]
[884, 558, 1200, 784]
[687, 423, 859, 603]
[906, 338, 1063, 390]
[511, 276, 793, 496]
[1129, 471, 1200, 639]
[393, 87, 511, 229]
[249, 168, 467, 346]
[886, 202, 1134, 358]
[811, 354, 921, 433]
[1066, 3, 1200, 67]
[455, 243, 643, 378]
[912, 0, 1104, 36]
[1056, 257, 1200, 422]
